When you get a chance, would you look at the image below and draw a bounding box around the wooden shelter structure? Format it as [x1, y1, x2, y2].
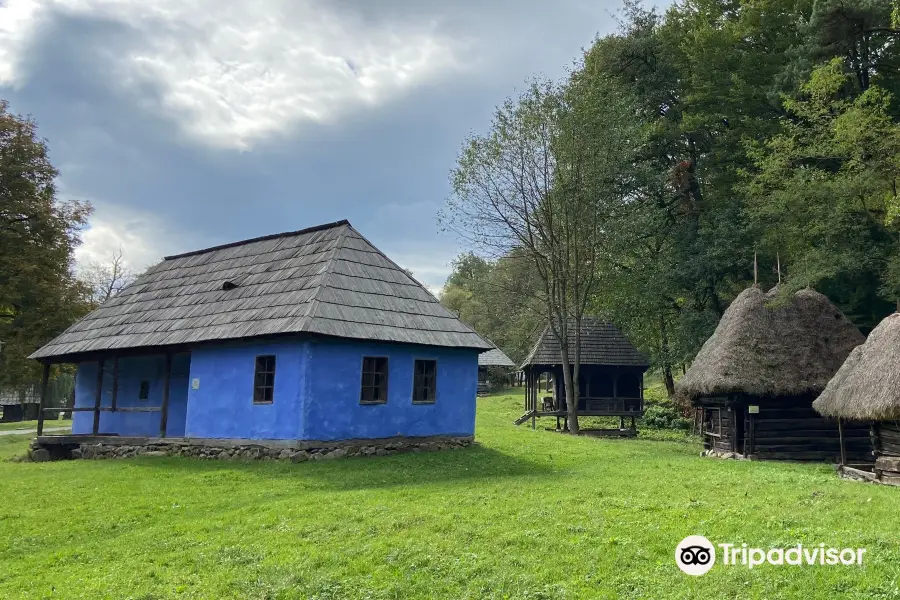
[477, 347, 515, 396]
[814, 312, 900, 483]
[516, 317, 649, 430]
[0, 398, 39, 422]
[677, 286, 870, 462]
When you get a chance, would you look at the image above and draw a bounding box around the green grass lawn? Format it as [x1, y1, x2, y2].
[1, 391, 898, 599]
[0, 419, 71, 433]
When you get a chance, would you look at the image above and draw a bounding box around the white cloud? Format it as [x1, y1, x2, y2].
[0, 0, 42, 88]
[1, 0, 467, 149]
[73, 201, 207, 275]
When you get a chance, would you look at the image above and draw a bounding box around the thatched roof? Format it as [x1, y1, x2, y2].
[676, 286, 863, 402]
[478, 347, 515, 367]
[31, 220, 491, 361]
[813, 313, 900, 421]
[521, 317, 649, 369]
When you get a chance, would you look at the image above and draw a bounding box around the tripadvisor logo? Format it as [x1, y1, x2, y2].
[676, 535, 716, 576]
[675, 536, 867, 575]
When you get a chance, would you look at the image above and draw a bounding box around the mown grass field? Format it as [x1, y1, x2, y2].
[1, 390, 898, 599]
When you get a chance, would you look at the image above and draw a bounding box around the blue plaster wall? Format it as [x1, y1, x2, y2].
[184, 340, 309, 440]
[303, 339, 478, 441]
[70, 338, 478, 442]
[72, 354, 190, 436]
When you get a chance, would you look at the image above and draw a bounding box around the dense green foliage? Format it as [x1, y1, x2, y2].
[2, 391, 898, 599]
[440, 252, 543, 364]
[443, 0, 900, 392]
[0, 101, 91, 386]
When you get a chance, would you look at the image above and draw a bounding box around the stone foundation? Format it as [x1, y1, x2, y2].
[28, 435, 473, 462]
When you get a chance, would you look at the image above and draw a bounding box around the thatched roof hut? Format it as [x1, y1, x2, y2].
[678, 285, 869, 462]
[677, 286, 863, 402]
[814, 313, 900, 422]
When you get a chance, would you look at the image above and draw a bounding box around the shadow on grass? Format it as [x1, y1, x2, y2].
[130, 444, 553, 491]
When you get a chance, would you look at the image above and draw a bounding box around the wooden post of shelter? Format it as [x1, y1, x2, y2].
[531, 371, 537, 430]
[838, 417, 847, 466]
[159, 352, 173, 438]
[37, 362, 50, 436]
[92, 359, 105, 434]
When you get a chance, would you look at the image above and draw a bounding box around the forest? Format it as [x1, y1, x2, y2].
[440, 0, 900, 400]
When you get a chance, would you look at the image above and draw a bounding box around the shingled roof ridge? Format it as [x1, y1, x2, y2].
[341, 225, 487, 341]
[163, 219, 351, 260]
[301, 223, 351, 327]
[344, 226, 442, 303]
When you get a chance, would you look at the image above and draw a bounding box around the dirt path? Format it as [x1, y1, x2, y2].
[0, 427, 70, 437]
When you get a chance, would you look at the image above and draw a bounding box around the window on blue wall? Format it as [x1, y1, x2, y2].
[253, 355, 276, 404]
[360, 356, 388, 404]
[412, 359, 437, 404]
[138, 380, 150, 400]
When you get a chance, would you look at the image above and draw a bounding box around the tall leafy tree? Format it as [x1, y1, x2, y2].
[440, 249, 544, 365]
[746, 59, 900, 324]
[574, 0, 800, 393]
[443, 77, 641, 432]
[0, 100, 91, 386]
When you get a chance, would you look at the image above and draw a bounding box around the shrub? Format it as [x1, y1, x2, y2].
[641, 403, 692, 430]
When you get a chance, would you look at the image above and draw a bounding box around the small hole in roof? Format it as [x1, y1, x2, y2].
[222, 281, 239, 291]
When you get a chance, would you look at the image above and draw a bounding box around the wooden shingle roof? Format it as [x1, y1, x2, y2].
[478, 347, 515, 367]
[521, 317, 649, 369]
[31, 220, 492, 360]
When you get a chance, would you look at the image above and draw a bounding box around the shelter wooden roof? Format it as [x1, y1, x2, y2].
[521, 317, 649, 369]
[478, 347, 515, 367]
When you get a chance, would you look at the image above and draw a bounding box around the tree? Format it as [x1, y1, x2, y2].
[788, 0, 899, 95]
[79, 246, 137, 306]
[439, 249, 544, 364]
[746, 58, 900, 324]
[0, 100, 92, 386]
[443, 77, 641, 433]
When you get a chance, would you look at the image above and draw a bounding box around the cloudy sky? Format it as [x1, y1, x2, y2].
[1, 0, 627, 292]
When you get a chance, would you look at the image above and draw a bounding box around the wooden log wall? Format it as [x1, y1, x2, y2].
[876, 421, 900, 457]
[702, 407, 735, 454]
[749, 400, 872, 462]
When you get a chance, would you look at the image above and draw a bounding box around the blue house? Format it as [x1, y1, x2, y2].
[29, 220, 491, 454]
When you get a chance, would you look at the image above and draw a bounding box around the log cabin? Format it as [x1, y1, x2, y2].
[677, 286, 871, 462]
[28, 220, 493, 460]
[516, 317, 649, 432]
[814, 312, 900, 482]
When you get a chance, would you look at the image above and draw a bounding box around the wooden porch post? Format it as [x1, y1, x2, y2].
[159, 353, 173, 438]
[36, 362, 50, 436]
[92, 359, 105, 434]
[111, 357, 119, 412]
[640, 373, 644, 411]
[838, 418, 847, 466]
[524, 369, 529, 412]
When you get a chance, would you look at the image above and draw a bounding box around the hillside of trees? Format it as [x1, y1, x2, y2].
[440, 0, 900, 398]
